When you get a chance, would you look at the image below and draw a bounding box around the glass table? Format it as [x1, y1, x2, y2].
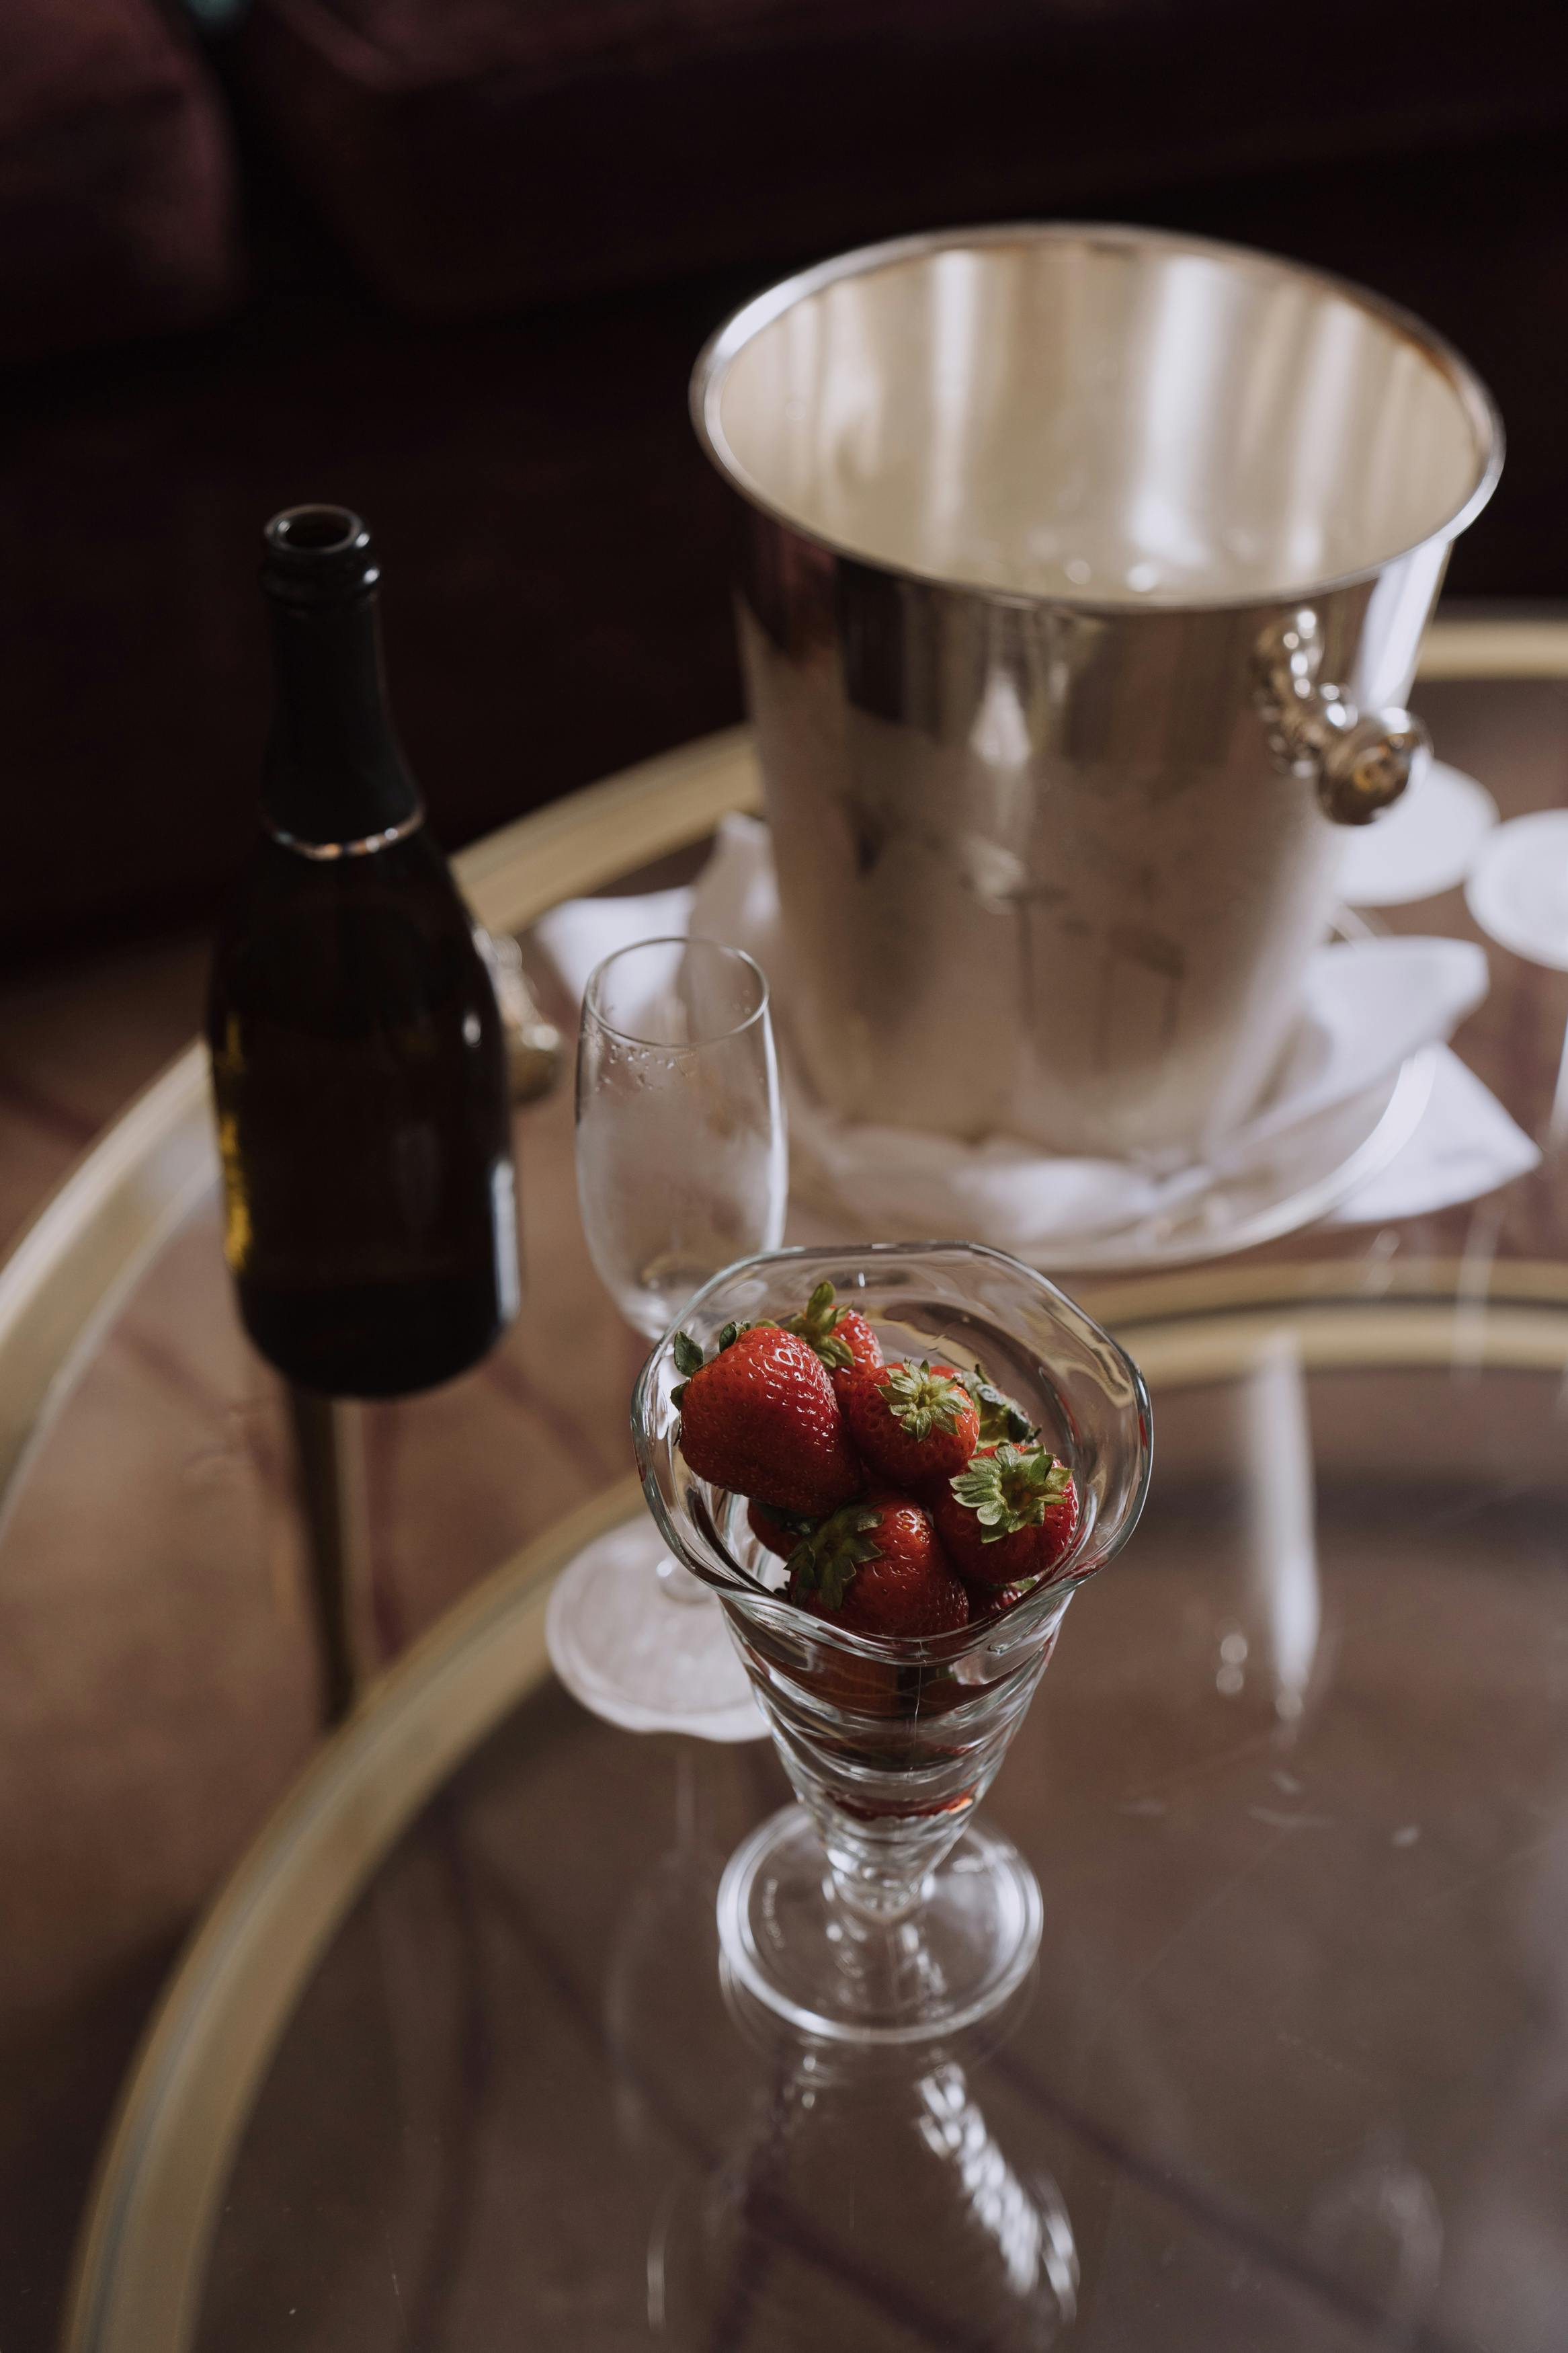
[3, 621, 1564, 2351]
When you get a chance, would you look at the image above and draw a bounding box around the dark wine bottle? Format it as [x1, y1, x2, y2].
[207, 505, 518, 1398]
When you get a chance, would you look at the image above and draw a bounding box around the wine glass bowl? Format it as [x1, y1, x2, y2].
[631, 1242, 1153, 2040]
[575, 936, 787, 1340]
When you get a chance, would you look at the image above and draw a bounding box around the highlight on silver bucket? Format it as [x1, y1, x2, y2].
[692, 224, 1501, 1160]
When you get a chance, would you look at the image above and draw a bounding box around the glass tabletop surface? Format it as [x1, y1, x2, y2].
[7, 664, 1568, 2351]
[178, 1316, 1568, 2353]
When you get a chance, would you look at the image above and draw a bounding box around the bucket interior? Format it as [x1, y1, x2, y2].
[706, 229, 1496, 606]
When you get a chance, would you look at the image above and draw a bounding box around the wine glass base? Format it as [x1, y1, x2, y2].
[717, 1804, 1044, 2046]
[546, 1519, 765, 1741]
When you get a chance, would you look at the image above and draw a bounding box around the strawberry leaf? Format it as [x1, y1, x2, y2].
[788, 1503, 882, 1611]
[786, 1279, 858, 1372]
[673, 1332, 705, 1379]
[714, 1317, 777, 1355]
[949, 1443, 1071, 1540]
[882, 1359, 969, 1440]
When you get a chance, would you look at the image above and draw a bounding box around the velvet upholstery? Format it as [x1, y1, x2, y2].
[233, 0, 1568, 313]
[0, 0, 243, 366]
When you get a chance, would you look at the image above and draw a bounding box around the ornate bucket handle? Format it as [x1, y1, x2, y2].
[1254, 609, 1430, 826]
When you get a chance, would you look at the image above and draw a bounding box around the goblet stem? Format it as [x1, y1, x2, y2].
[806, 1793, 971, 1926]
[821, 1877, 950, 2018]
[653, 1555, 712, 1607]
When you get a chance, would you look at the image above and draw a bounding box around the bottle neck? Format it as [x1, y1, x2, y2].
[261, 591, 423, 853]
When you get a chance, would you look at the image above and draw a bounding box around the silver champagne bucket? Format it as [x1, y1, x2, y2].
[692, 225, 1501, 1158]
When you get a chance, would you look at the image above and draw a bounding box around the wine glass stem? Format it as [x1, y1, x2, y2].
[655, 1556, 712, 1607]
[628, 1310, 721, 1613]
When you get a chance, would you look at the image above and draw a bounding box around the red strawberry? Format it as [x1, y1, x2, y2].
[839, 1359, 980, 1494]
[967, 1579, 1036, 1622]
[1038, 1471, 1081, 1574]
[747, 1499, 817, 1561]
[784, 1279, 884, 1401]
[936, 1442, 1075, 1588]
[788, 1499, 970, 1638]
[675, 1322, 862, 1517]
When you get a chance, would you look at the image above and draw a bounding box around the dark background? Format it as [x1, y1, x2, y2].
[4, 0, 1567, 971]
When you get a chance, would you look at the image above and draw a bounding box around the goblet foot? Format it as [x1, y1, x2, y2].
[717, 1804, 1043, 2046]
[546, 1519, 764, 1741]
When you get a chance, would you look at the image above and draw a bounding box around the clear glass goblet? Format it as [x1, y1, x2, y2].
[546, 937, 787, 1740]
[632, 1242, 1152, 2043]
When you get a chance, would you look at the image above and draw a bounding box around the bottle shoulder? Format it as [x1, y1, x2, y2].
[208, 827, 500, 1045]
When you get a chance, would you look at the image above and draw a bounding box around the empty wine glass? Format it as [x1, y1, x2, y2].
[546, 938, 787, 1739]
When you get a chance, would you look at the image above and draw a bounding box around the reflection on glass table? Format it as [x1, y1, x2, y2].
[653, 1973, 1079, 2352]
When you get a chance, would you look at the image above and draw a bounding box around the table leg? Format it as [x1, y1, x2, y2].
[284, 1385, 366, 1727]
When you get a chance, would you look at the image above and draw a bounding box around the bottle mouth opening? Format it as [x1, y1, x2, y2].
[261, 505, 378, 602]
[266, 505, 364, 558]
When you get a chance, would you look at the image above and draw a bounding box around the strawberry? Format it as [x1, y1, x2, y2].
[967, 1578, 1037, 1622]
[787, 1499, 969, 1638]
[747, 1499, 817, 1561]
[784, 1279, 884, 1400]
[1038, 1470, 1081, 1574]
[935, 1442, 1075, 1588]
[674, 1322, 862, 1518]
[839, 1359, 980, 1494]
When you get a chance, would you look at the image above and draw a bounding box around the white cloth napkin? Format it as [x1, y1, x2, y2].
[536, 817, 1540, 1251]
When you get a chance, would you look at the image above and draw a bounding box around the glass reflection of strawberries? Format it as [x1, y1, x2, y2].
[840, 1360, 980, 1494]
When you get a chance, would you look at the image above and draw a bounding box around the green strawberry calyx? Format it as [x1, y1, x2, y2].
[962, 1365, 1038, 1447]
[784, 1279, 861, 1372]
[669, 1318, 774, 1408]
[788, 1503, 882, 1611]
[949, 1443, 1071, 1542]
[882, 1359, 969, 1440]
